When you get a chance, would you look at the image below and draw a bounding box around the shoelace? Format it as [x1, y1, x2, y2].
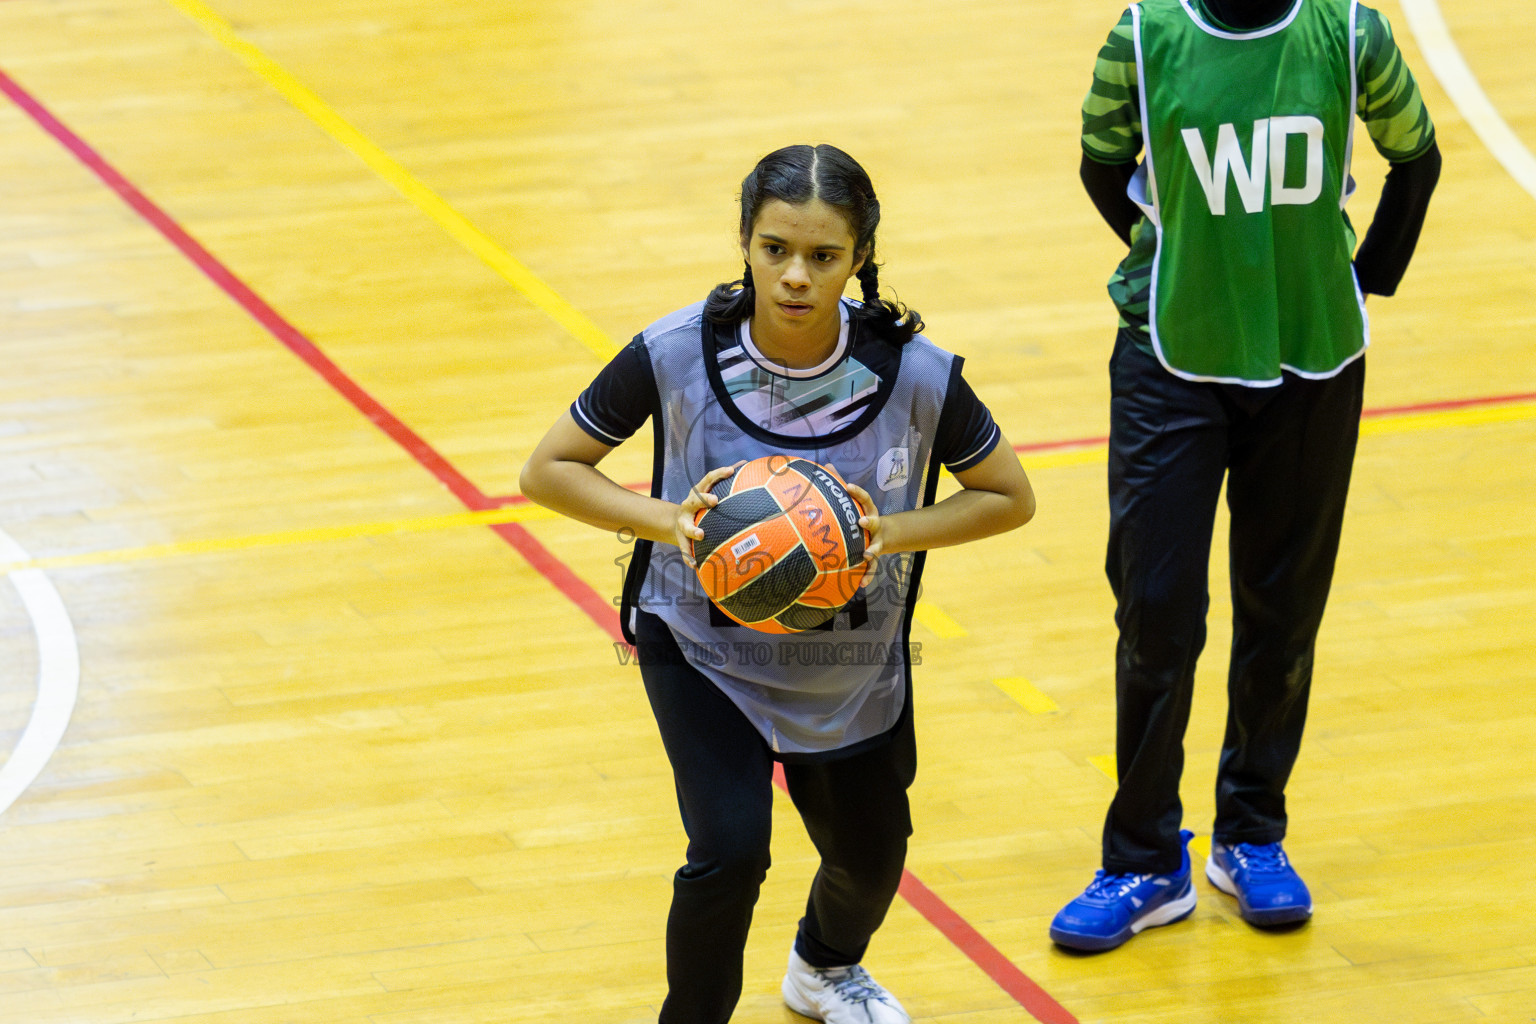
[1232, 842, 1290, 877]
[1081, 869, 1155, 902]
[816, 964, 889, 1006]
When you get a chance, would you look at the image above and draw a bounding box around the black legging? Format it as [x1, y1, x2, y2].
[634, 611, 916, 1024]
[1102, 332, 1364, 875]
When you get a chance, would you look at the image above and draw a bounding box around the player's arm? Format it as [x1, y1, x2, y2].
[521, 336, 737, 560]
[519, 411, 734, 561]
[1081, 156, 1141, 247]
[1354, 144, 1440, 296]
[1353, 5, 1442, 296]
[848, 437, 1035, 559]
[1081, 11, 1143, 245]
[519, 411, 673, 542]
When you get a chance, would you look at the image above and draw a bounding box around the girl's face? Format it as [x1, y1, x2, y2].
[742, 198, 866, 364]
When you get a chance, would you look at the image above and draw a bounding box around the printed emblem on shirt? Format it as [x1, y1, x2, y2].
[877, 446, 911, 492]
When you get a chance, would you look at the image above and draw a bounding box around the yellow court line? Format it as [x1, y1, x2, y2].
[1019, 446, 1107, 471]
[9, 400, 1532, 577]
[1361, 400, 1536, 436]
[0, 504, 557, 575]
[913, 601, 968, 639]
[154, 0, 1536, 422]
[163, 0, 616, 361]
[995, 677, 1059, 715]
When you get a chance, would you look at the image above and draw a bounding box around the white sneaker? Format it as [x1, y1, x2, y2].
[781, 947, 910, 1023]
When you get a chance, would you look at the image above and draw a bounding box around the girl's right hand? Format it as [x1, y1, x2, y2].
[676, 461, 745, 567]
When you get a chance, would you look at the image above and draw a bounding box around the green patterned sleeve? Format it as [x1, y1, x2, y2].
[1356, 4, 1437, 162]
[1082, 10, 1141, 165]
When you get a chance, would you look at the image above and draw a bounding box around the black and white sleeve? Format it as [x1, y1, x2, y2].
[934, 363, 1002, 474]
[570, 339, 657, 447]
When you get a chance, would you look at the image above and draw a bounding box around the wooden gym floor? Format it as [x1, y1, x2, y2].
[0, 0, 1532, 1021]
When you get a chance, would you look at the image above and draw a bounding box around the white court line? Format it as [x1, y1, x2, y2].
[0, 528, 80, 815]
[1399, 0, 1536, 202]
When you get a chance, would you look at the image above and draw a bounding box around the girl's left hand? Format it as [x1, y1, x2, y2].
[843, 480, 883, 562]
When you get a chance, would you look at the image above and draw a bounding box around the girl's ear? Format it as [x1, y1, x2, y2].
[851, 247, 870, 277]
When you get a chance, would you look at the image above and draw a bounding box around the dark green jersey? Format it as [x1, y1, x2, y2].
[1082, 0, 1436, 379]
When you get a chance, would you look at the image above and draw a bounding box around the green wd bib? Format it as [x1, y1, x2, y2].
[1130, 0, 1367, 384]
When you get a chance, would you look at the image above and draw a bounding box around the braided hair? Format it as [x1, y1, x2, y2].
[704, 144, 923, 346]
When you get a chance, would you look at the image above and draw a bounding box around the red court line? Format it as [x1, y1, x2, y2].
[0, 65, 620, 644]
[1362, 390, 1536, 417]
[898, 872, 1078, 1024]
[1017, 435, 1106, 453]
[770, 764, 1078, 1024]
[496, 383, 1536, 506]
[1, 64, 1076, 1022]
[1007, 388, 1536, 457]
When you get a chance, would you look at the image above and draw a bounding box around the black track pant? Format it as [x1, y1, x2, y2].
[634, 611, 916, 1024]
[1102, 331, 1364, 875]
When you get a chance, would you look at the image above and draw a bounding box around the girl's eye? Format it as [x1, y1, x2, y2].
[815, 252, 837, 263]
[764, 244, 785, 256]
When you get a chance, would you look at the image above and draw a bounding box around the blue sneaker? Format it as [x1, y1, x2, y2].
[1205, 840, 1313, 926]
[1049, 830, 1198, 951]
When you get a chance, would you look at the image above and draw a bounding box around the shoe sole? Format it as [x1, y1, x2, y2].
[1049, 882, 1198, 952]
[1204, 859, 1313, 926]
